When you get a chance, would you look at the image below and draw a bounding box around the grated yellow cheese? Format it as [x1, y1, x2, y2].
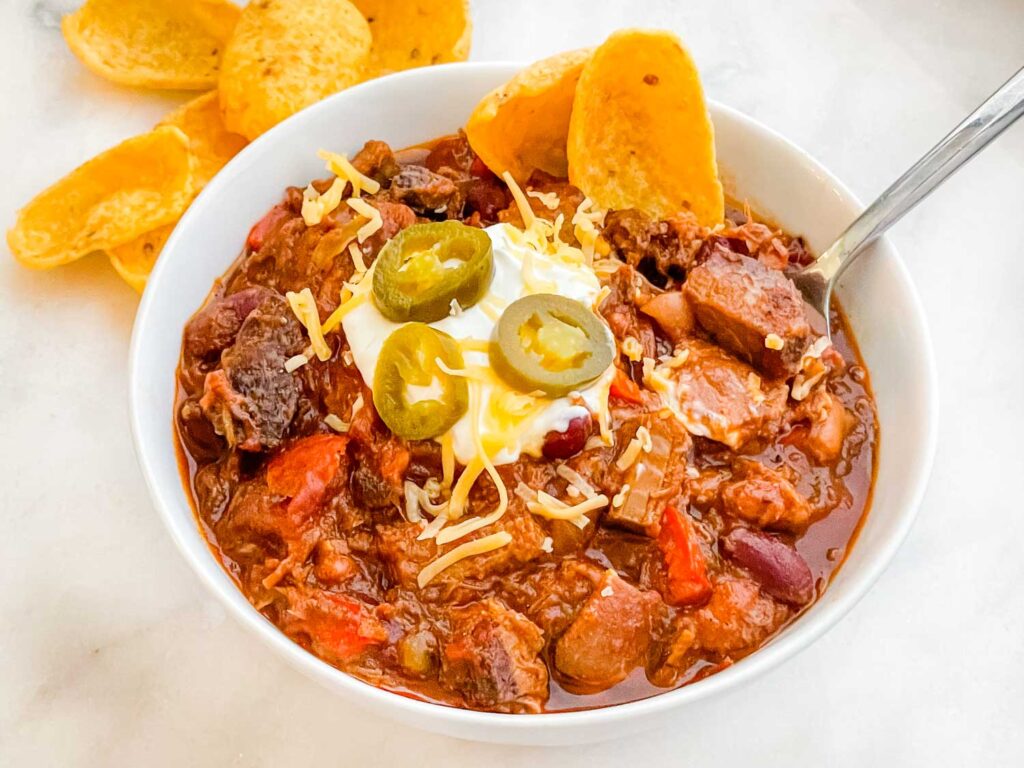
[348, 242, 367, 273]
[317, 149, 381, 198]
[324, 413, 349, 433]
[284, 353, 309, 373]
[502, 171, 537, 230]
[527, 490, 609, 521]
[286, 288, 331, 361]
[764, 333, 785, 350]
[621, 336, 643, 362]
[416, 532, 512, 588]
[346, 197, 383, 242]
[301, 179, 346, 226]
[527, 189, 560, 210]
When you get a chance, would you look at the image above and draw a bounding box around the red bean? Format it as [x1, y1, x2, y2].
[542, 415, 592, 460]
[721, 527, 814, 606]
[465, 177, 509, 222]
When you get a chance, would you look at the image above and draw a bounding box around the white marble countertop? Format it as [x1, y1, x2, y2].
[2, 0, 1023, 764]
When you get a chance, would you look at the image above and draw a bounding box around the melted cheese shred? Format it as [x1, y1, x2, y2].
[416, 532, 513, 588]
[286, 288, 331, 361]
[346, 198, 383, 242]
[318, 149, 381, 198]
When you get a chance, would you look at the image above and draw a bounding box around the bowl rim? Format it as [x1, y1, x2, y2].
[129, 61, 938, 734]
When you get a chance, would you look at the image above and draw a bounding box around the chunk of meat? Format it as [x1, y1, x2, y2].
[183, 286, 274, 361]
[354, 200, 417, 263]
[598, 265, 660, 360]
[554, 570, 662, 692]
[683, 251, 811, 378]
[793, 388, 855, 463]
[721, 527, 815, 606]
[423, 132, 475, 180]
[508, 559, 604, 638]
[387, 164, 462, 215]
[440, 599, 548, 713]
[691, 576, 789, 657]
[720, 460, 813, 531]
[639, 290, 696, 345]
[350, 139, 401, 184]
[666, 338, 788, 449]
[603, 208, 708, 285]
[605, 415, 692, 536]
[198, 294, 305, 452]
[374, 522, 438, 589]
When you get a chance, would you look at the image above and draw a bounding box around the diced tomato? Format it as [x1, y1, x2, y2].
[657, 506, 712, 606]
[245, 204, 291, 252]
[266, 434, 348, 519]
[610, 368, 645, 404]
[305, 593, 387, 659]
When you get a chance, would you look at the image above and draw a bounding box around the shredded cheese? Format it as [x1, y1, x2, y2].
[301, 179, 346, 226]
[502, 171, 537, 230]
[417, 532, 512, 588]
[417, 513, 448, 541]
[527, 189, 560, 210]
[348, 242, 367, 273]
[612, 484, 631, 508]
[324, 414, 349, 433]
[284, 353, 309, 373]
[346, 197, 383, 242]
[317, 149, 381, 198]
[286, 288, 331, 361]
[621, 336, 643, 362]
[322, 290, 368, 334]
[527, 491, 609, 521]
[556, 464, 598, 498]
[540, 536, 554, 554]
[765, 333, 785, 350]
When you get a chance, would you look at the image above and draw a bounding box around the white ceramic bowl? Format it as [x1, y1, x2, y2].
[130, 62, 938, 745]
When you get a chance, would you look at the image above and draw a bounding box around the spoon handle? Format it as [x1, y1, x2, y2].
[802, 66, 1024, 294]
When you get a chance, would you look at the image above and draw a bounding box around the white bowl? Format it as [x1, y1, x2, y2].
[129, 62, 938, 745]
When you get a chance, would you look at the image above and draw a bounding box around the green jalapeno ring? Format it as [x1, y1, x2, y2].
[373, 323, 469, 440]
[372, 221, 494, 323]
[491, 294, 615, 397]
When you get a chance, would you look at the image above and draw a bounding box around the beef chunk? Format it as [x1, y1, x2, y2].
[690, 575, 789, 657]
[374, 522, 438, 589]
[350, 139, 401, 184]
[598, 265, 661, 360]
[638, 290, 696, 345]
[667, 338, 788, 449]
[387, 164, 461, 214]
[683, 251, 811, 378]
[554, 571, 662, 692]
[184, 286, 275, 361]
[507, 559, 604, 638]
[792, 388, 855, 464]
[198, 293, 305, 452]
[720, 460, 813, 531]
[440, 599, 548, 713]
[605, 415, 693, 536]
[603, 208, 706, 282]
[423, 132, 475, 179]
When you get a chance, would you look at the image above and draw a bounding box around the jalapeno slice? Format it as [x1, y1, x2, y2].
[372, 221, 493, 323]
[373, 323, 469, 440]
[491, 294, 614, 397]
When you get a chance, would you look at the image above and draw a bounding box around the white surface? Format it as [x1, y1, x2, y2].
[128, 63, 936, 745]
[0, 0, 1021, 763]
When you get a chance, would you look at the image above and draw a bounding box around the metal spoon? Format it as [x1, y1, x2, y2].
[792, 66, 1024, 338]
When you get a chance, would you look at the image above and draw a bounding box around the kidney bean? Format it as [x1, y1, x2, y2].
[542, 415, 592, 460]
[721, 527, 814, 606]
[465, 177, 509, 222]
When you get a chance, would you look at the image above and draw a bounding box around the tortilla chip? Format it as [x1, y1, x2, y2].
[160, 91, 247, 189]
[188, 0, 242, 42]
[108, 223, 175, 293]
[7, 126, 194, 270]
[567, 29, 724, 225]
[61, 0, 237, 90]
[351, 0, 471, 75]
[466, 49, 590, 182]
[219, 0, 372, 140]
